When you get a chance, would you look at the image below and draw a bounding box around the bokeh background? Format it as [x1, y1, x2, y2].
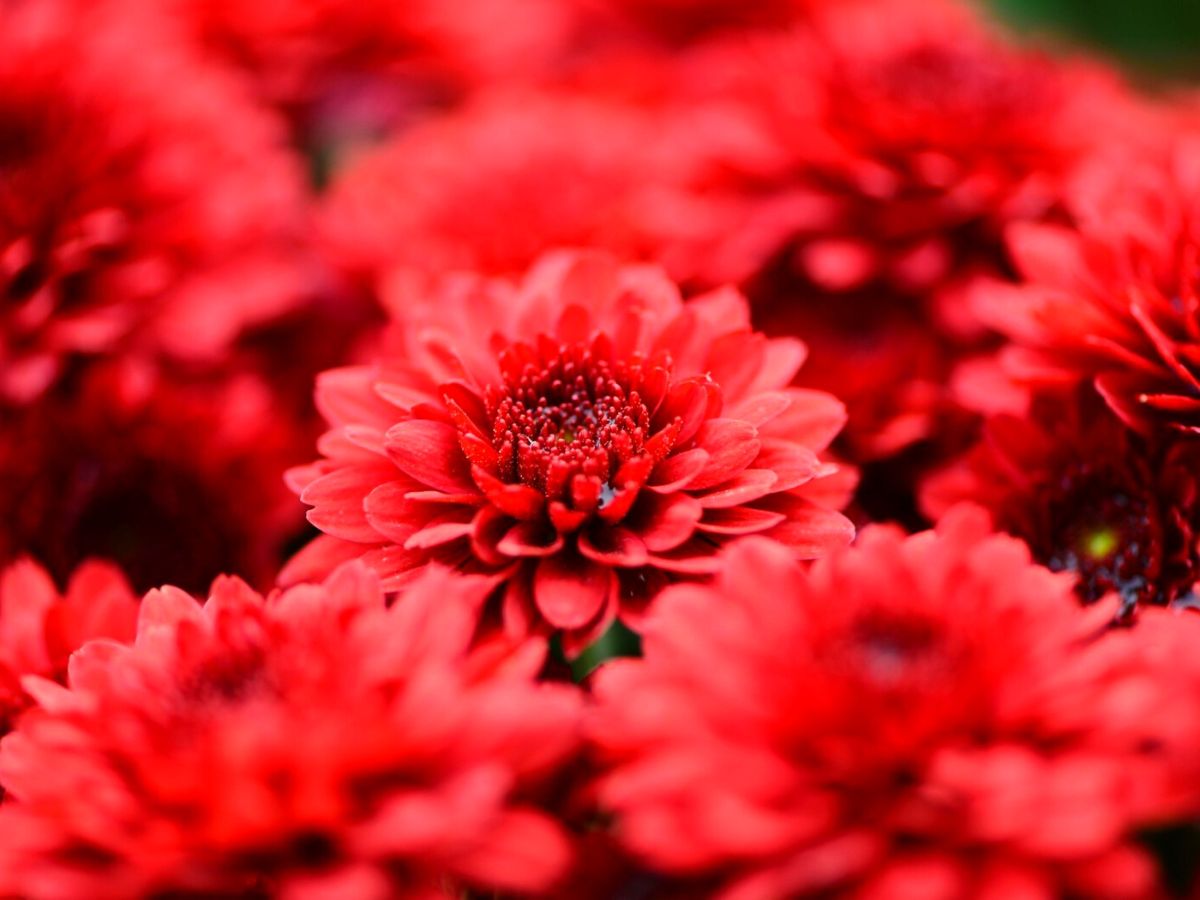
[993, 0, 1200, 75]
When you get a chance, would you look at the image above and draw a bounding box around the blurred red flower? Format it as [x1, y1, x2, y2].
[0, 0, 308, 405]
[0, 361, 303, 596]
[0, 558, 137, 733]
[977, 140, 1200, 436]
[0, 563, 581, 899]
[319, 88, 689, 295]
[592, 509, 1192, 898]
[285, 252, 855, 651]
[923, 388, 1200, 615]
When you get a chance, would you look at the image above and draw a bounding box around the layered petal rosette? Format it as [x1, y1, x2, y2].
[286, 252, 855, 648]
[592, 510, 1198, 899]
[0, 564, 582, 899]
[0, 558, 137, 733]
[0, 0, 307, 405]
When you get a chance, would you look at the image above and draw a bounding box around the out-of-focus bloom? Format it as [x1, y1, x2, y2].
[0, 0, 307, 405]
[0, 361, 302, 596]
[653, 0, 1141, 462]
[319, 89, 689, 295]
[923, 388, 1200, 615]
[592, 509, 1196, 899]
[0, 563, 582, 899]
[0, 558, 137, 733]
[976, 142, 1200, 436]
[158, 0, 574, 152]
[285, 252, 855, 651]
[574, 0, 814, 46]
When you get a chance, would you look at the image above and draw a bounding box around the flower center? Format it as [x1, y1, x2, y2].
[486, 341, 654, 499]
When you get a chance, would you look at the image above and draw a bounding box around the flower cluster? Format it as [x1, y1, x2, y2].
[6, 0, 1200, 895]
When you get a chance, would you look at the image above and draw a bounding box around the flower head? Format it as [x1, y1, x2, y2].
[977, 140, 1200, 435]
[0, 558, 137, 733]
[286, 252, 854, 650]
[0, 563, 581, 899]
[0, 0, 306, 404]
[592, 509, 1193, 898]
[0, 361, 303, 595]
[923, 388, 1200, 615]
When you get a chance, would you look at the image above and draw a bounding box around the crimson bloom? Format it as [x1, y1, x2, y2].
[0, 558, 137, 733]
[653, 0, 1140, 462]
[591, 509, 1196, 899]
[0, 0, 307, 405]
[285, 252, 855, 650]
[0, 361, 303, 596]
[976, 141, 1200, 435]
[0, 563, 582, 899]
[319, 88, 689, 295]
[923, 388, 1200, 615]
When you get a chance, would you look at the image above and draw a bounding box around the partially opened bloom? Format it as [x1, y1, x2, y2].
[591, 509, 1193, 898]
[0, 0, 307, 404]
[976, 141, 1200, 435]
[0, 563, 582, 899]
[0, 558, 137, 733]
[0, 361, 302, 595]
[923, 388, 1200, 615]
[286, 252, 855, 650]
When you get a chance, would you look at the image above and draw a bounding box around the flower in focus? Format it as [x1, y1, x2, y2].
[319, 89, 686, 296]
[0, 558, 137, 733]
[591, 509, 1192, 898]
[0, 362, 303, 596]
[0, 563, 582, 899]
[976, 141, 1200, 436]
[0, 0, 307, 405]
[285, 252, 855, 651]
[923, 388, 1200, 616]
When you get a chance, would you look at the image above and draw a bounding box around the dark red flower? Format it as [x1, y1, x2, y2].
[0, 563, 582, 899]
[591, 509, 1196, 899]
[976, 140, 1200, 436]
[650, 0, 1142, 462]
[319, 88, 688, 294]
[159, 0, 574, 153]
[0, 558, 137, 733]
[923, 388, 1200, 615]
[0, 0, 307, 405]
[285, 252, 855, 651]
[0, 361, 303, 596]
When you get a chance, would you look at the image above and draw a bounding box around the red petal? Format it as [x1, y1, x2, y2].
[385, 419, 475, 493]
[645, 541, 724, 575]
[302, 464, 398, 543]
[472, 465, 546, 520]
[696, 469, 779, 508]
[404, 514, 476, 550]
[631, 493, 702, 552]
[696, 506, 787, 535]
[471, 506, 514, 567]
[759, 389, 847, 451]
[579, 527, 649, 568]
[533, 551, 615, 629]
[497, 522, 565, 558]
[648, 448, 709, 492]
[689, 419, 761, 490]
[754, 440, 821, 491]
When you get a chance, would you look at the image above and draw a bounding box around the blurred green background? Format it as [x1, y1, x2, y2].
[990, 0, 1200, 76]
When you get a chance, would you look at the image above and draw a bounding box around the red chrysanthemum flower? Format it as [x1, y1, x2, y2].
[0, 361, 302, 596]
[319, 89, 690, 296]
[591, 510, 1197, 899]
[0, 558, 137, 733]
[159, 0, 573, 152]
[0, 0, 307, 405]
[651, 0, 1143, 462]
[0, 563, 582, 899]
[285, 252, 855, 650]
[976, 140, 1200, 435]
[923, 387, 1200, 615]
